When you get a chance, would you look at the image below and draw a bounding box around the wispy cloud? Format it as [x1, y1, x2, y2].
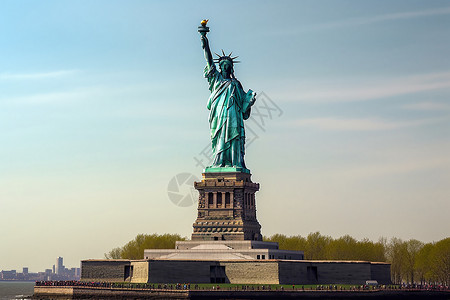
[4, 90, 89, 105]
[276, 71, 450, 103]
[301, 137, 450, 179]
[314, 6, 450, 30]
[1, 81, 199, 113]
[403, 101, 450, 111]
[0, 70, 79, 80]
[272, 6, 450, 35]
[337, 156, 450, 179]
[292, 117, 448, 131]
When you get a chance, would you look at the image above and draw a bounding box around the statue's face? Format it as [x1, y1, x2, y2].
[219, 60, 233, 77]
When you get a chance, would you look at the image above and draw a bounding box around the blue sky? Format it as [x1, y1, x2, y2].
[0, 1, 449, 271]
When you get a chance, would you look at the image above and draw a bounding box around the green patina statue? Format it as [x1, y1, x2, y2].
[199, 20, 256, 174]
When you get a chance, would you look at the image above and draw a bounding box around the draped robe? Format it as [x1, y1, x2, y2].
[205, 64, 255, 169]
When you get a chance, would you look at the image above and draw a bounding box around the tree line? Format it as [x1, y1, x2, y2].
[105, 233, 185, 260]
[266, 232, 449, 286]
[105, 232, 449, 286]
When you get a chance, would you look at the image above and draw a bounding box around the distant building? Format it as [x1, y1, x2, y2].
[1, 256, 80, 281]
[1, 270, 17, 280]
[56, 257, 64, 275]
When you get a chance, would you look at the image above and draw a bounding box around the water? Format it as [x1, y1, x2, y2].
[0, 281, 34, 300]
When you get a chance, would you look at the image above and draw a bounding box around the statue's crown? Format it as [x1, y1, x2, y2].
[214, 50, 240, 64]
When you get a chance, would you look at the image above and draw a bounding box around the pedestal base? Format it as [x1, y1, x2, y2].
[192, 171, 262, 241]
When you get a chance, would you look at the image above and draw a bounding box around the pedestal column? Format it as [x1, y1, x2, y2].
[192, 171, 262, 241]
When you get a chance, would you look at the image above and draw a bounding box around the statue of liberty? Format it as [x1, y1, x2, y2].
[199, 20, 256, 173]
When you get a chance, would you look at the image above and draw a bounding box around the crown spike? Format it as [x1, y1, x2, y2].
[214, 50, 240, 64]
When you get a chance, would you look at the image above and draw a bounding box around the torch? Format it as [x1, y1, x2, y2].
[198, 19, 209, 36]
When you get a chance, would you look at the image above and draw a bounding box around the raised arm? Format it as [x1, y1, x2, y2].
[201, 35, 214, 68]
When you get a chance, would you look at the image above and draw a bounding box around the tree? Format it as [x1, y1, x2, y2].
[356, 238, 386, 262]
[305, 232, 331, 260]
[430, 238, 450, 286]
[104, 233, 186, 260]
[415, 243, 433, 284]
[402, 239, 424, 284]
[267, 233, 387, 262]
[104, 247, 122, 259]
[327, 235, 358, 260]
[386, 237, 406, 284]
[265, 234, 307, 252]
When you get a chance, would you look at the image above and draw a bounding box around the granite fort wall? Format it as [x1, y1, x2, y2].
[279, 261, 387, 285]
[278, 260, 307, 284]
[148, 260, 211, 283]
[310, 261, 371, 285]
[222, 261, 279, 284]
[81, 260, 130, 282]
[131, 261, 150, 283]
[149, 260, 280, 284]
[370, 262, 392, 284]
[81, 259, 390, 285]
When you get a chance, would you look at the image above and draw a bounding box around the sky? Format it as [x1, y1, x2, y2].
[0, 0, 449, 272]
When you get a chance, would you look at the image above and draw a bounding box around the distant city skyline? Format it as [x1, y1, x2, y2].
[0, 256, 80, 281]
[0, 0, 449, 271]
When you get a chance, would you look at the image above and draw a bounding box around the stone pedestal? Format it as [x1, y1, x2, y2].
[192, 172, 262, 241]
